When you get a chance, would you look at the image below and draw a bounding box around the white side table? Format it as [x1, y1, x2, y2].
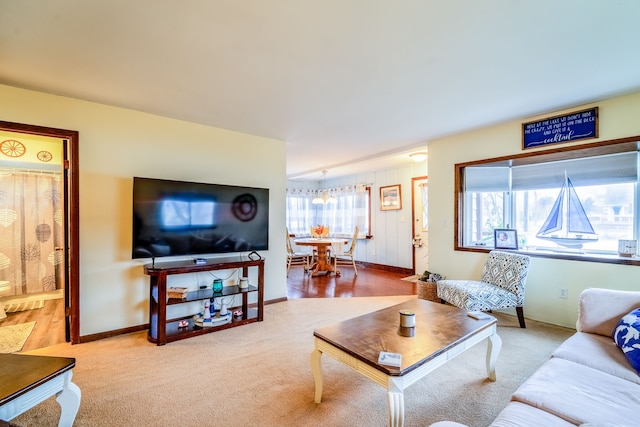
[0, 354, 81, 427]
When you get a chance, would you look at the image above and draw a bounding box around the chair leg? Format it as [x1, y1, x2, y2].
[352, 258, 358, 276]
[516, 306, 526, 328]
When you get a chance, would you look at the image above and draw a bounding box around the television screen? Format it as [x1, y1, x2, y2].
[132, 177, 269, 259]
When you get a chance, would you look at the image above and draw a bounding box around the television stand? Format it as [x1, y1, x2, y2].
[144, 256, 264, 345]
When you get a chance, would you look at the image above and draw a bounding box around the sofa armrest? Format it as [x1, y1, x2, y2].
[577, 288, 640, 336]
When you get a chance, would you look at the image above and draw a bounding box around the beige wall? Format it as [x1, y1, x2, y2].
[5, 81, 639, 334]
[0, 84, 287, 336]
[428, 91, 640, 328]
[0, 131, 63, 167]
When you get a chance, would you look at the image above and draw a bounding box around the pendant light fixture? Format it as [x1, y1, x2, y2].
[312, 170, 337, 204]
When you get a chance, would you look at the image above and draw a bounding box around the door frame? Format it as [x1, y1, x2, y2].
[0, 120, 80, 344]
[411, 175, 428, 274]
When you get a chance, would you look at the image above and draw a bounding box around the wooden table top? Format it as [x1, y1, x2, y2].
[313, 299, 496, 375]
[0, 353, 76, 405]
[294, 238, 348, 247]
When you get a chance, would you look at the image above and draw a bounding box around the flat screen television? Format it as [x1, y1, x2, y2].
[132, 177, 269, 259]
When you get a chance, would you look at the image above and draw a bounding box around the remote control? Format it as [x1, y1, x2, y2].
[467, 311, 491, 320]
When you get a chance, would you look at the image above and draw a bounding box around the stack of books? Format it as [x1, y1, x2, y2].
[167, 287, 188, 299]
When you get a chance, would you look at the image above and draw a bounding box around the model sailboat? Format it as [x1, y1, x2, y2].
[536, 174, 598, 248]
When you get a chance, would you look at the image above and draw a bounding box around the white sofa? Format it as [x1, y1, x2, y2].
[431, 288, 640, 427]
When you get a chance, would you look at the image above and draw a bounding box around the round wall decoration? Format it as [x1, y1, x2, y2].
[231, 193, 258, 222]
[0, 140, 26, 158]
[37, 150, 53, 162]
[36, 223, 52, 242]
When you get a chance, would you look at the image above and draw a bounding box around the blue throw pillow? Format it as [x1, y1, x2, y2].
[612, 308, 640, 375]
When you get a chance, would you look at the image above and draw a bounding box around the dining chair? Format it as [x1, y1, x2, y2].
[436, 250, 531, 328]
[286, 228, 312, 276]
[331, 226, 359, 276]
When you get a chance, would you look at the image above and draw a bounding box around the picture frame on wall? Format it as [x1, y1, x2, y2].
[380, 184, 402, 211]
[494, 228, 518, 250]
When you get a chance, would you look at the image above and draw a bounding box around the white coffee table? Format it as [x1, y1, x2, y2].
[310, 299, 501, 427]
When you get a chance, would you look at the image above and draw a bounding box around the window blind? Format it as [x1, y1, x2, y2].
[465, 152, 637, 192]
[464, 166, 510, 192]
[511, 152, 637, 190]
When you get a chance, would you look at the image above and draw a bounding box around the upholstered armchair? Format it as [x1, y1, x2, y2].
[436, 250, 531, 328]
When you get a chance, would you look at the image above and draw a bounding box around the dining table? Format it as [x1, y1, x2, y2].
[294, 237, 348, 277]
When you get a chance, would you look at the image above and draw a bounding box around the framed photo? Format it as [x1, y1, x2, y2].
[380, 184, 402, 211]
[494, 229, 518, 250]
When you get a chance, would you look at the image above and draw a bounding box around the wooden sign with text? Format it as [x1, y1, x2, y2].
[522, 107, 598, 149]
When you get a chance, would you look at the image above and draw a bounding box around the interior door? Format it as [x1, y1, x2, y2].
[412, 176, 429, 275]
[62, 139, 71, 341]
[0, 121, 80, 344]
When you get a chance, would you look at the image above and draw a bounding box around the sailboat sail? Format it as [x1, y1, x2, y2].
[536, 176, 598, 248]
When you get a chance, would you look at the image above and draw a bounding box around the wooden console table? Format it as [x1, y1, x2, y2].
[144, 256, 264, 345]
[0, 354, 81, 427]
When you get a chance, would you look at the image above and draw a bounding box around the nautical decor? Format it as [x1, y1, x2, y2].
[536, 174, 598, 248]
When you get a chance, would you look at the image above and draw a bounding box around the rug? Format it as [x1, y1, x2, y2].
[400, 274, 420, 282]
[3, 299, 44, 313]
[0, 321, 36, 353]
[14, 297, 574, 427]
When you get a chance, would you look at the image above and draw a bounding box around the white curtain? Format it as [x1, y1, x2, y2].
[0, 170, 64, 296]
[286, 184, 368, 236]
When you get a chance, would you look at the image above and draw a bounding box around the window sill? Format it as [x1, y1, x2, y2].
[457, 246, 640, 266]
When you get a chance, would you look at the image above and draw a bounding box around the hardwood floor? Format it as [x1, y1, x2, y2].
[1, 298, 66, 352]
[286, 264, 417, 298]
[1, 266, 416, 352]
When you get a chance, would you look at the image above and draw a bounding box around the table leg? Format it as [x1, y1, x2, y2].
[55, 371, 81, 427]
[486, 332, 502, 381]
[315, 247, 340, 276]
[310, 348, 323, 403]
[387, 376, 405, 427]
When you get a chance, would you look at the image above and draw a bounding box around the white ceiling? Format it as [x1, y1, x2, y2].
[1, 1, 640, 181]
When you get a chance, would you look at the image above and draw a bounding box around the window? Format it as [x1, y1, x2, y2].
[456, 136, 640, 264]
[286, 186, 371, 237]
[161, 198, 216, 229]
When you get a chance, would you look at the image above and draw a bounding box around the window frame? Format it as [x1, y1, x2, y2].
[455, 135, 640, 266]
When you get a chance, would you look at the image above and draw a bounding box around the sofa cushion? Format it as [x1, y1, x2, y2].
[552, 331, 640, 384]
[489, 402, 574, 427]
[436, 280, 518, 311]
[512, 358, 639, 426]
[612, 307, 640, 375]
[578, 288, 640, 336]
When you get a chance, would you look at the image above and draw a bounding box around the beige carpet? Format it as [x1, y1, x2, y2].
[401, 275, 420, 282]
[0, 321, 36, 353]
[15, 296, 574, 427]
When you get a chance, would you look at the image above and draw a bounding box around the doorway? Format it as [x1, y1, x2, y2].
[412, 176, 428, 275]
[0, 121, 79, 346]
